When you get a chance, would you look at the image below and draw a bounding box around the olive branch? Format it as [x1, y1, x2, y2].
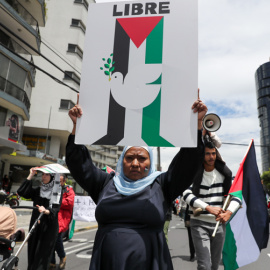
[100, 53, 115, 81]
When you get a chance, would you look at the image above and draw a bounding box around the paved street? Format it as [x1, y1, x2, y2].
[2, 214, 270, 269]
[169, 215, 270, 270]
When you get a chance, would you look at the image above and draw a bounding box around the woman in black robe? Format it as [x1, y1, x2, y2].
[17, 168, 61, 270]
[66, 97, 207, 270]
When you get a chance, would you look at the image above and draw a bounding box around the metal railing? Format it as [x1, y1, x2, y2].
[0, 35, 36, 69]
[6, 0, 40, 36]
[0, 76, 31, 110]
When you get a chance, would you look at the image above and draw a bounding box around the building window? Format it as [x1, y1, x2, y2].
[67, 44, 83, 59]
[60, 99, 75, 110]
[0, 53, 31, 110]
[71, 19, 86, 33]
[22, 135, 50, 152]
[74, 0, 89, 11]
[0, 107, 7, 126]
[64, 71, 80, 85]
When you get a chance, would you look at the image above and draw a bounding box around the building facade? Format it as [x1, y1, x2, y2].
[0, 0, 124, 194]
[0, 0, 46, 185]
[255, 60, 270, 173]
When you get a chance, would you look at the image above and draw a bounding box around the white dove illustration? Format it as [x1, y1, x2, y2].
[110, 64, 162, 109]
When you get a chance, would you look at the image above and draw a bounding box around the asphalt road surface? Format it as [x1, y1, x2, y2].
[4, 215, 270, 269]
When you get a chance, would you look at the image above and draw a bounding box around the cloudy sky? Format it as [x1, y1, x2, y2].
[150, 0, 270, 176]
[94, 0, 269, 176]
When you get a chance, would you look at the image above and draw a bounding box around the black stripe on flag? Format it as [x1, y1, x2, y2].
[94, 92, 125, 145]
[243, 142, 269, 249]
[94, 20, 130, 144]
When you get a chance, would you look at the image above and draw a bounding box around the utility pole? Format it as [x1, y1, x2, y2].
[157, 147, 162, 171]
[45, 106, 52, 155]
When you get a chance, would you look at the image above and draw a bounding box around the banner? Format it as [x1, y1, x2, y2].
[76, 0, 198, 147]
[73, 196, 97, 222]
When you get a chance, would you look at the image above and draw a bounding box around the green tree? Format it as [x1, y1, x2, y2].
[66, 179, 73, 186]
[261, 170, 270, 195]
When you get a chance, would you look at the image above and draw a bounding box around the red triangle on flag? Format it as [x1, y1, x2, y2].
[117, 16, 163, 48]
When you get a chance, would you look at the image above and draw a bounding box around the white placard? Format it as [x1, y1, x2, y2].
[96, 0, 133, 3]
[73, 196, 97, 222]
[76, 0, 198, 147]
[33, 164, 70, 174]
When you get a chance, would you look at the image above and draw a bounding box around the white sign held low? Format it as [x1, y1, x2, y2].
[73, 196, 96, 222]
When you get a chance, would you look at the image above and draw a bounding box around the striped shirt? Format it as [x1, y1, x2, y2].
[183, 169, 241, 223]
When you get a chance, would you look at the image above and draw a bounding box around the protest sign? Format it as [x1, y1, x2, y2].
[32, 163, 70, 174]
[95, 0, 133, 3]
[76, 0, 198, 147]
[73, 196, 97, 222]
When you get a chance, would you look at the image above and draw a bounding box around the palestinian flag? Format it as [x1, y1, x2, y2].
[94, 16, 173, 147]
[101, 165, 115, 174]
[222, 140, 269, 270]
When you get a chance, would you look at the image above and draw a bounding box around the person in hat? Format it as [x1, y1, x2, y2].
[17, 168, 62, 270]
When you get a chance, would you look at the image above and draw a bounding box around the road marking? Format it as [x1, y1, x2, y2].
[74, 228, 97, 235]
[65, 242, 91, 251]
[77, 254, 92, 259]
[68, 238, 88, 243]
[267, 253, 270, 258]
[66, 244, 94, 255]
[170, 226, 176, 229]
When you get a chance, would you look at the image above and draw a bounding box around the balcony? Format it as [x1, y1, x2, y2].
[0, 29, 36, 65]
[0, 0, 41, 55]
[0, 76, 30, 109]
[17, 0, 46, 27]
[0, 44, 35, 120]
[0, 76, 31, 119]
[19, 149, 65, 165]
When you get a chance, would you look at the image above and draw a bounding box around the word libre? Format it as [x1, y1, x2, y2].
[113, 1, 170, 16]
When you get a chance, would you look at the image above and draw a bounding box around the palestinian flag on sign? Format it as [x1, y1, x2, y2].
[222, 139, 269, 270]
[94, 16, 173, 147]
[101, 165, 115, 174]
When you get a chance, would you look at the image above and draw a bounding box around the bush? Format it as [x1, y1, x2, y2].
[261, 170, 270, 195]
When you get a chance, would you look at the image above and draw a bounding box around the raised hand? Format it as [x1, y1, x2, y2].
[68, 94, 83, 125]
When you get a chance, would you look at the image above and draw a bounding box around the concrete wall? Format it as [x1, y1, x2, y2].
[25, 0, 92, 132]
[49, 136, 61, 157]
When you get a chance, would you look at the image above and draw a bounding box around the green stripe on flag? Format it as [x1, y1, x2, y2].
[145, 18, 163, 64]
[142, 17, 172, 146]
[223, 223, 239, 270]
[142, 91, 174, 146]
[229, 190, 242, 200]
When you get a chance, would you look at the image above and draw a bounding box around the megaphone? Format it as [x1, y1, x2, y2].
[202, 113, 221, 132]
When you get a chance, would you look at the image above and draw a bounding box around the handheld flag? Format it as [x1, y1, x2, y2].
[101, 165, 115, 174]
[222, 139, 269, 270]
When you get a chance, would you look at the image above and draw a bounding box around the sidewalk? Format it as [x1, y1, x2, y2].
[13, 201, 98, 235]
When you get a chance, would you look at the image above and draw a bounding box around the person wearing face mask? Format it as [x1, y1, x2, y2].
[17, 168, 62, 270]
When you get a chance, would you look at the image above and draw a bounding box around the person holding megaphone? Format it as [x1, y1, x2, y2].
[182, 125, 241, 270]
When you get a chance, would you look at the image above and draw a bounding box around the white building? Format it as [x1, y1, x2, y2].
[0, 0, 46, 189]
[1, 0, 124, 193]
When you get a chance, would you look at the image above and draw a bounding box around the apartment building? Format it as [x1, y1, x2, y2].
[255, 60, 270, 172]
[0, 0, 46, 185]
[0, 0, 124, 193]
